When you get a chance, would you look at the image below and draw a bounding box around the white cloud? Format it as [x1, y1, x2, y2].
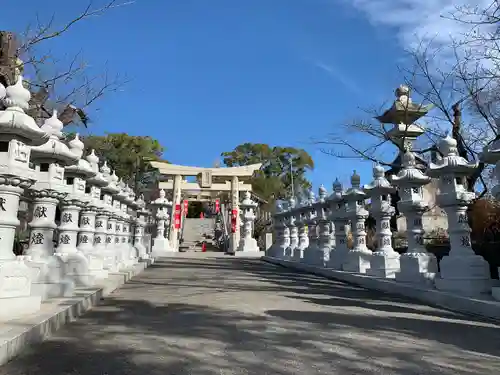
[344, 0, 494, 51]
[311, 59, 364, 95]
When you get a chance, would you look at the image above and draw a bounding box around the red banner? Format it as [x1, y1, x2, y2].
[231, 209, 238, 233]
[183, 200, 188, 216]
[215, 199, 220, 213]
[174, 204, 181, 229]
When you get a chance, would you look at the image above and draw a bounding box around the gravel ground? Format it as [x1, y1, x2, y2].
[1, 256, 499, 375]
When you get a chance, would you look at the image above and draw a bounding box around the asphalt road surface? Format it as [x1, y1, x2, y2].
[1, 256, 499, 375]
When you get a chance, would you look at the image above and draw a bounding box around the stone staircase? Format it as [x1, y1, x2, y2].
[179, 218, 217, 251]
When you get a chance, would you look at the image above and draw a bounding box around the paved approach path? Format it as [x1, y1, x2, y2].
[1, 256, 500, 375]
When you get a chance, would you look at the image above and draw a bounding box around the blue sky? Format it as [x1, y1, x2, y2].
[0, 0, 474, 192]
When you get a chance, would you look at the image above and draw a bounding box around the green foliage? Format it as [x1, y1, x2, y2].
[221, 143, 314, 202]
[79, 133, 167, 194]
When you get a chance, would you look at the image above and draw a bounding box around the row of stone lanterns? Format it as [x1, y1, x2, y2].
[0, 76, 158, 319]
[268, 133, 494, 297]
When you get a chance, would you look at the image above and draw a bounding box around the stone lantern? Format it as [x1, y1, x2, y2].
[80, 149, 109, 279]
[308, 185, 330, 266]
[98, 162, 120, 272]
[124, 184, 139, 265]
[237, 191, 260, 253]
[109, 172, 125, 268]
[376, 85, 431, 154]
[271, 201, 288, 258]
[284, 196, 298, 259]
[364, 164, 400, 278]
[428, 135, 492, 296]
[391, 150, 437, 284]
[293, 193, 309, 261]
[327, 179, 349, 269]
[302, 190, 319, 264]
[133, 194, 149, 260]
[343, 170, 371, 273]
[0, 76, 49, 317]
[55, 133, 96, 286]
[151, 189, 173, 257]
[115, 181, 136, 267]
[25, 109, 79, 300]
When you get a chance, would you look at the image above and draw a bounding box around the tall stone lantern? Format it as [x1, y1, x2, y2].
[428, 135, 492, 296]
[284, 196, 298, 259]
[0, 76, 49, 317]
[302, 190, 319, 264]
[327, 179, 349, 270]
[293, 193, 309, 261]
[364, 164, 400, 278]
[133, 194, 149, 260]
[376, 85, 431, 154]
[309, 185, 330, 266]
[81, 149, 109, 279]
[236, 191, 260, 253]
[98, 162, 120, 272]
[342, 171, 371, 273]
[391, 150, 437, 284]
[151, 189, 173, 257]
[55, 133, 96, 286]
[25, 110, 79, 300]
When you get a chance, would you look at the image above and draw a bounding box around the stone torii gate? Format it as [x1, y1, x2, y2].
[149, 161, 261, 252]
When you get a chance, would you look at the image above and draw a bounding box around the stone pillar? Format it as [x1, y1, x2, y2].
[267, 201, 284, 257]
[236, 191, 260, 254]
[392, 150, 437, 284]
[229, 175, 239, 254]
[134, 196, 148, 260]
[169, 174, 182, 250]
[293, 206, 309, 262]
[151, 189, 173, 257]
[429, 136, 491, 296]
[55, 197, 94, 286]
[284, 197, 298, 259]
[0, 76, 52, 316]
[363, 165, 400, 278]
[78, 203, 107, 279]
[342, 171, 371, 273]
[302, 190, 319, 264]
[306, 186, 330, 266]
[327, 179, 349, 269]
[26, 190, 75, 300]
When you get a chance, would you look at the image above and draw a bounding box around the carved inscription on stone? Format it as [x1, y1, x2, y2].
[60, 234, 70, 245]
[34, 206, 47, 218]
[62, 213, 72, 223]
[31, 232, 44, 245]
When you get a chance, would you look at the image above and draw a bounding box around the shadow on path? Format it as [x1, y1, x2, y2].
[1, 257, 499, 375]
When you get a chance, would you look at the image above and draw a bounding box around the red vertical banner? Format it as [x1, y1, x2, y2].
[183, 200, 188, 216]
[174, 204, 181, 229]
[215, 199, 220, 213]
[231, 209, 238, 233]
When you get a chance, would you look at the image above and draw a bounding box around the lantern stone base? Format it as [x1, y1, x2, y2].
[25, 256, 75, 301]
[435, 254, 492, 296]
[56, 252, 97, 287]
[237, 237, 260, 253]
[0, 259, 42, 319]
[102, 248, 120, 273]
[284, 245, 295, 259]
[303, 248, 328, 267]
[327, 248, 348, 270]
[135, 243, 148, 260]
[342, 250, 371, 273]
[151, 238, 176, 257]
[292, 248, 303, 261]
[395, 252, 437, 285]
[366, 252, 400, 278]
